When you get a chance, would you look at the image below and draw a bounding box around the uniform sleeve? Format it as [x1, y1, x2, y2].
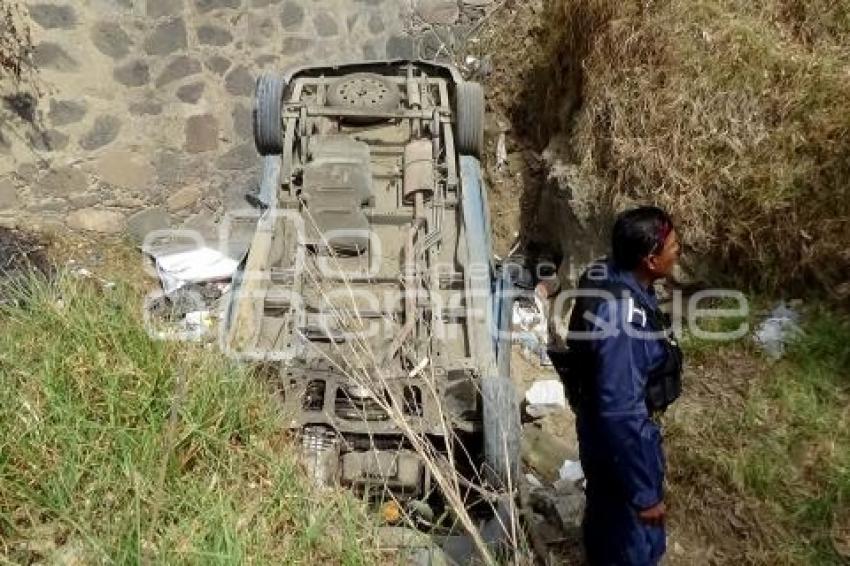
[590, 298, 665, 510]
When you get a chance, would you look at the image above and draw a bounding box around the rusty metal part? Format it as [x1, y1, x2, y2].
[341, 449, 424, 498]
[385, 191, 425, 363]
[403, 140, 435, 204]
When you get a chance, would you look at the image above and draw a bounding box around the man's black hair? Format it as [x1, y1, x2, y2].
[611, 206, 674, 270]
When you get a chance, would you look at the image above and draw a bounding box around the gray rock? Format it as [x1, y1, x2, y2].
[95, 151, 155, 190]
[166, 186, 201, 211]
[252, 0, 280, 5]
[33, 42, 79, 71]
[48, 98, 87, 126]
[91, 21, 131, 59]
[231, 103, 251, 139]
[28, 198, 67, 212]
[217, 142, 255, 170]
[245, 17, 276, 48]
[313, 12, 338, 37]
[205, 55, 231, 75]
[126, 207, 171, 242]
[280, 1, 304, 29]
[39, 166, 88, 196]
[368, 13, 384, 34]
[113, 59, 150, 87]
[0, 178, 18, 209]
[144, 17, 187, 55]
[194, 0, 241, 13]
[355, 0, 384, 4]
[155, 55, 201, 87]
[67, 208, 125, 233]
[146, 0, 183, 17]
[68, 193, 100, 208]
[415, 0, 459, 24]
[28, 129, 69, 151]
[154, 151, 185, 185]
[29, 4, 77, 29]
[176, 82, 205, 103]
[224, 65, 254, 97]
[49, 129, 70, 150]
[386, 35, 414, 58]
[16, 162, 39, 182]
[129, 99, 163, 115]
[181, 211, 218, 242]
[362, 42, 379, 59]
[184, 114, 218, 153]
[79, 116, 121, 150]
[196, 24, 232, 46]
[30, 216, 67, 235]
[281, 35, 313, 55]
[254, 54, 278, 67]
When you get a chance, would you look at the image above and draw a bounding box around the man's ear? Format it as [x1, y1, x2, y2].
[644, 253, 660, 273]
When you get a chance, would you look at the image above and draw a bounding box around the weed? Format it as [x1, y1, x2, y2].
[0, 273, 379, 563]
[667, 305, 850, 563]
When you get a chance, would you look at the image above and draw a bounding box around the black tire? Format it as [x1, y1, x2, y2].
[456, 81, 485, 158]
[482, 372, 521, 490]
[253, 72, 286, 155]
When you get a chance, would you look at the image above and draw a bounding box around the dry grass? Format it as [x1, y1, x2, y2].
[518, 0, 850, 298]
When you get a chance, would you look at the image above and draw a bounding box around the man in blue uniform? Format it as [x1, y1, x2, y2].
[551, 206, 683, 565]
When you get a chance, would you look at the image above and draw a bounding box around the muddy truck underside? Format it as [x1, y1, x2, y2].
[225, 61, 519, 509]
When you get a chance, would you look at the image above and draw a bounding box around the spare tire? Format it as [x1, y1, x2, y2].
[456, 81, 485, 158]
[253, 72, 286, 155]
[326, 73, 400, 125]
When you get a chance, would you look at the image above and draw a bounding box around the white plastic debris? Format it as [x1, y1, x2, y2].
[512, 298, 551, 364]
[754, 302, 803, 359]
[525, 473, 543, 488]
[496, 133, 508, 171]
[558, 459, 584, 483]
[153, 246, 238, 294]
[70, 266, 116, 290]
[524, 379, 566, 418]
[184, 310, 212, 337]
[512, 299, 547, 335]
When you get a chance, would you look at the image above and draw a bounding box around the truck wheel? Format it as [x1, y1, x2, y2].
[482, 373, 521, 490]
[456, 81, 484, 158]
[253, 72, 286, 155]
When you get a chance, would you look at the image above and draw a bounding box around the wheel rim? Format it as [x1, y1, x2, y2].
[329, 74, 395, 111]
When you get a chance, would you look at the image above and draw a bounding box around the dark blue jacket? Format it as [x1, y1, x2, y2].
[575, 264, 667, 511]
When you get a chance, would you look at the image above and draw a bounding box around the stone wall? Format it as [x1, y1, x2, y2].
[0, 0, 417, 239]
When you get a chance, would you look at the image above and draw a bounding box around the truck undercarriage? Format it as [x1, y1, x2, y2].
[225, 60, 520, 525]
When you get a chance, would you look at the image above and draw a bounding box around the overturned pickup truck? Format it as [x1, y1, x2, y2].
[224, 60, 521, 518]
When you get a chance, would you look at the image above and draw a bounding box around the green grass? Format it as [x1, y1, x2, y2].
[669, 303, 850, 563]
[0, 274, 379, 564]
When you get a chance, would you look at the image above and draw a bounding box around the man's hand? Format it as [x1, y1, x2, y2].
[637, 501, 666, 526]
